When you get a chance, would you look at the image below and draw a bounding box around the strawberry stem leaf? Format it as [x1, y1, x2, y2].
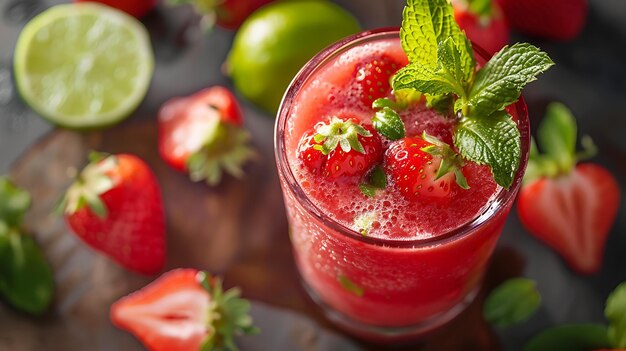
[421, 132, 469, 189]
[313, 117, 371, 155]
[524, 103, 598, 184]
[196, 271, 259, 351]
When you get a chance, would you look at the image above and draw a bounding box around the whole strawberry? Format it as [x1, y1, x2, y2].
[111, 269, 257, 351]
[496, 0, 587, 41]
[517, 103, 620, 275]
[60, 152, 166, 275]
[297, 117, 383, 181]
[352, 55, 403, 108]
[158, 86, 254, 185]
[384, 133, 468, 201]
[452, 0, 509, 55]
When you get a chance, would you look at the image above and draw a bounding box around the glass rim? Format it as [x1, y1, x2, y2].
[274, 28, 530, 249]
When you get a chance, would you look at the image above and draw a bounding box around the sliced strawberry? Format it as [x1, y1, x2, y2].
[111, 269, 257, 351]
[384, 134, 468, 201]
[496, 0, 587, 41]
[452, 0, 509, 55]
[158, 86, 254, 185]
[517, 103, 620, 275]
[518, 163, 620, 274]
[297, 117, 383, 181]
[353, 55, 402, 107]
[60, 153, 165, 275]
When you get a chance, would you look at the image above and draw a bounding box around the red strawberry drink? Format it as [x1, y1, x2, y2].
[275, 29, 531, 340]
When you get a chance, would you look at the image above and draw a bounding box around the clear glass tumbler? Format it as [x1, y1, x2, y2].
[274, 28, 530, 342]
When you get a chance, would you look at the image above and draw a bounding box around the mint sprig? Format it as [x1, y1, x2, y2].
[395, 0, 554, 189]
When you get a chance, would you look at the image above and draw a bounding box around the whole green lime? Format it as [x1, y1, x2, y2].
[225, 0, 361, 114]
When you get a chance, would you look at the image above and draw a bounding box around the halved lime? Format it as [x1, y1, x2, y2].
[13, 3, 154, 129]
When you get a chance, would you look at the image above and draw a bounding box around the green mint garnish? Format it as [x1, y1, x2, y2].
[483, 278, 541, 328]
[400, 0, 475, 77]
[359, 166, 387, 197]
[524, 324, 611, 351]
[421, 132, 469, 189]
[313, 117, 371, 155]
[372, 98, 405, 140]
[523, 102, 597, 185]
[338, 275, 364, 297]
[454, 110, 520, 188]
[466, 43, 554, 118]
[463, 0, 493, 22]
[0, 177, 54, 315]
[395, 0, 554, 189]
[605, 282, 626, 348]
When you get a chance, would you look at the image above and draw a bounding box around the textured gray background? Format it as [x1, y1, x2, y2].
[1, 0, 626, 350]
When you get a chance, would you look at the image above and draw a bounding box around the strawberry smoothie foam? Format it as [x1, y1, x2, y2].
[275, 29, 529, 339]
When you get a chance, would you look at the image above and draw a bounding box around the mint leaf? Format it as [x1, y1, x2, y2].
[524, 324, 610, 351]
[359, 166, 387, 198]
[468, 43, 554, 117]
[0, 234, 54, 315]
[605, 282, 626, 348]
[454, 111, 521, 188]
[438, 37, 471, 95]
[393, 63, 460, 96]
[358, 184, 377, 198]
[338, 275, 364, 296]
[484, 278, 540, 327]
[400, 0, 475, 78]
[0, 177, 31, 228]
[537, 102, 577, 173]
[373, 107, 405, 140]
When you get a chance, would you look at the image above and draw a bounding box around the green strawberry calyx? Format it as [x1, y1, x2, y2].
[523, 102, 597, 185]
[186, 112, 256, 186]
[393, 0, 554, 189]
[313, 117, 372, 155]
[196, 271, 259, 351]
[58, 152, 117, 219]
[421, 132, 469, 190]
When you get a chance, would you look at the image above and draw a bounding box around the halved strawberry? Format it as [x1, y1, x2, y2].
[384, 133, 468, 201]
[158, 86, 254, 185]
[60, 153, 165, 275]
[297, 117, 383, 181]
[452, 0, 509, 55]
[111, 269, 257, 351]
[353, 55, 402, 107]
[517, 103, 620, 275]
